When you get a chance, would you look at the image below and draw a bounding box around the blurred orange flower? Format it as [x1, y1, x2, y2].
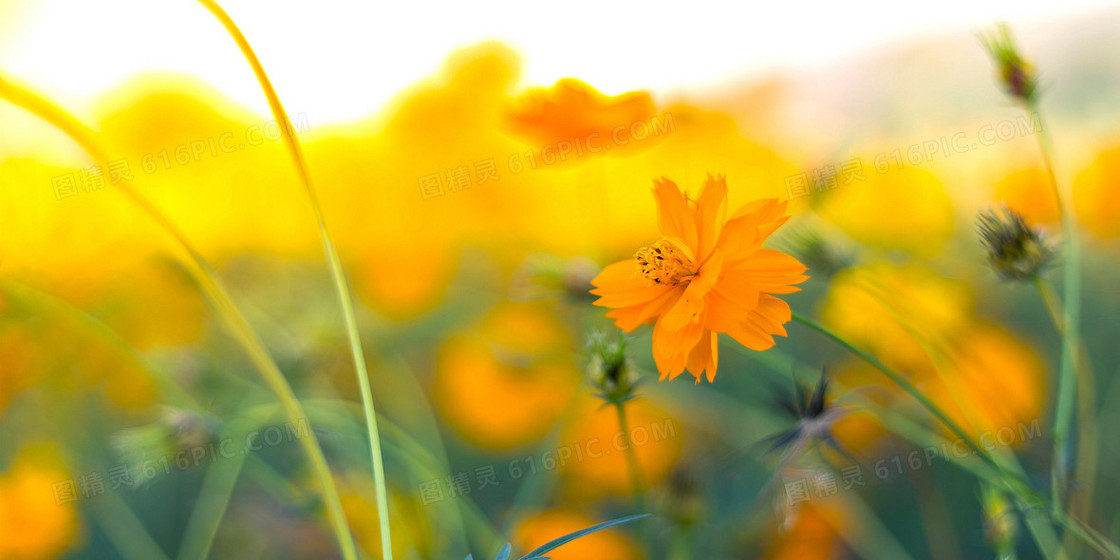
[433, 303, 581, 449]
[1073, 146, 1120, 239]
[765, 501, 850, 560]
[993, 168, 1059, 226]
[558, 397, 681, 499]
[591, 175, 807, 382]
[0, 445, 81, 559]
[506, 78, 659, 156]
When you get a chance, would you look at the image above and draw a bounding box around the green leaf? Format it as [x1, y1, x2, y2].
[495, 543, 511, 560]
[519, 514, 651, 559]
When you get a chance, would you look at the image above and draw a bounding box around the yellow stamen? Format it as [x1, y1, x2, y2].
[634, 240, 696, 286]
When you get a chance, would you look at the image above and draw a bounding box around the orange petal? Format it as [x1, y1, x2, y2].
[604, 286, 683, 331]
[685, 330, 719, 383]
[716, 199, 791, 267]
[720, 249, 809, 295]
[652, 313, 706, 381]
[590, 260, 673, 308]
[653, 178, 698, 254]
[694, 174, 727, 260]
[658, 252, 723, 332]
[720, 295, 792, 351]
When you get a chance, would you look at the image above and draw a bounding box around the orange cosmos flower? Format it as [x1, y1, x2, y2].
[590, 175, 808, 383]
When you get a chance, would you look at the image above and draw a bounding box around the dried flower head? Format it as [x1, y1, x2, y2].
[761, 370, 846, 459]
[980, 24, 1038, 103]
[977, 205, 1054, 280]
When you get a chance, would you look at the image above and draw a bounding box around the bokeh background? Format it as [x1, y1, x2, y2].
[3, 1, 1120, 558]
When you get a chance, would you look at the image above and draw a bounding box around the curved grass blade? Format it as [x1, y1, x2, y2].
[519, 514, 651, 559]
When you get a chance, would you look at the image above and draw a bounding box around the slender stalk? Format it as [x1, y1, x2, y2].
[786, 313, 1120, 557]
[0, 74, 358, 558]
[1033, 277, 1099, 558]
[176, 451, 249, 560]
[790, 312, 999, 471]
[88, 487, 175, 560]
[614, 402, 647, 512]
[190, 3, 392, 557]
[1025, 101, 1081, 517]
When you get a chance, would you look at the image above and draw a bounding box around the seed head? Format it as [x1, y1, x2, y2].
[977, 205, 1054, 281]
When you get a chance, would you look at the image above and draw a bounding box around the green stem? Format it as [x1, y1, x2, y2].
[176, 450, 248, 560]
[192, 2, 392, 558]
[1032, 276, 1098, 523]
[614, 401, 647, 512]
[1026, 101, 1081, 517]
[790, 312, 999, 472]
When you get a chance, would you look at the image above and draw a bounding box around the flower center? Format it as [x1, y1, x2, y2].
[634, 240, 696, 286]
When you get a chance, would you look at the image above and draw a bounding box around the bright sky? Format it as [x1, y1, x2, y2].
[1, 0, 1115, 127]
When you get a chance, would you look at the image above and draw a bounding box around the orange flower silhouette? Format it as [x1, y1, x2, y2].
[591, 175, 807, 382]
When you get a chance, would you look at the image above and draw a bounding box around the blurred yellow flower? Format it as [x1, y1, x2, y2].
[512, 510, 638, 560]
[818, 166, 954, 256]
[821, 263, 973, 371]
[0, 445, 81, 560]
[591, 175, 807, 382]
[1073, 146, 1120, 239]
[433, 303, 580, 449]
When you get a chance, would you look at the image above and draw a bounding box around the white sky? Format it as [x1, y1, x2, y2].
[1, 0, 1116, 127]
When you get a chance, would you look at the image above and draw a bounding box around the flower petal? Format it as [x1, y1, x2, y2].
[590, 260, 673, 308]
[652, 313, 706, 381]
[603, 286, 682, 331]
[694, 174, 727, 260]
[685, 330, 719, 383]
[658, 252, 723, 332]
[721, 249, 809, 295]
[716, 199, 791, 267]
[653, 178, 698, 254]
[720, 295, 792, 351]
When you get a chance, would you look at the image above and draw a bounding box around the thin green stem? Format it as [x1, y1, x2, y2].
[176, 450, 248, 560]
[787, 312, 1112, 557]
[614, 402, 647, 512]
[1032, 276, 1098, 524]
[1026, 101, 1081, 517]
[790, 312, 999, 472]
[88, 486, 174, 560]
[0, 74, 357, 559]
[191, 3, 392, 557]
